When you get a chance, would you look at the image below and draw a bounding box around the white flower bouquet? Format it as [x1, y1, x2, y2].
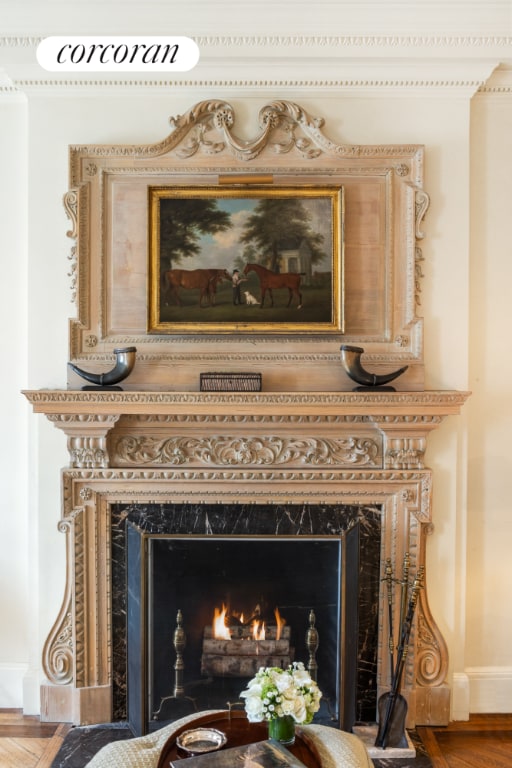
[240, 662, 322, 724]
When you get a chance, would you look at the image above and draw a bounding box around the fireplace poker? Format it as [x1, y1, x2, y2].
[398, 552, 411, 647]
[384, 558, 395, 683]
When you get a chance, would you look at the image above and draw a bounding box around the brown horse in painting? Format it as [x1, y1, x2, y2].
[162, 268, 231, 307]
[243, 263, 303, 308]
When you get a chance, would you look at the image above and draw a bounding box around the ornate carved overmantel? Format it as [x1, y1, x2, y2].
[25, 389, 469, 727]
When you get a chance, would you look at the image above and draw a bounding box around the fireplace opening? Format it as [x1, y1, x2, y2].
[146, 537, 343, 733]
[114, 503, 382, 736]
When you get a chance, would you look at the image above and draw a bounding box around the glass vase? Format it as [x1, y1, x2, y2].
[267, 715, 295, 746]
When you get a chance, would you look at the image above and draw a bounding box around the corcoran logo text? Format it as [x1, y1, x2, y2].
[37, 36, 199, 72]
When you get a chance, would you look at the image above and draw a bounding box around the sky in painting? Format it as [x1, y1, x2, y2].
[180, 195, 335, 272]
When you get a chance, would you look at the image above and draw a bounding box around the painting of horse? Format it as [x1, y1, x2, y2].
[243, 263, 303, 309]
[162, 268, 231, 307]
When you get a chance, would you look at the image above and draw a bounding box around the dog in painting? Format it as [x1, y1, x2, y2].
[244, 290, 260, 306]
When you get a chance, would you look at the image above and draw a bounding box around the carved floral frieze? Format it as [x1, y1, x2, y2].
[113, 434, 380, 468]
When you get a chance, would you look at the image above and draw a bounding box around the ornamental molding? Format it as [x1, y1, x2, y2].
[113, 434, 381, 468]
[2, 35, 512, 49]
[24, 389, 471, 410]
[10, 79, 495, 94]
[120, 414, 371, 426]
[66, 100, 423, 162]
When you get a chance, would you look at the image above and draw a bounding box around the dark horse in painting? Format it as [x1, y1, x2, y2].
[243, 263, 303, 308]
[162, 268, 231, 307]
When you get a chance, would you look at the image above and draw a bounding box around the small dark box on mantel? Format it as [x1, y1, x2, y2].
[200, 372, 262, 392]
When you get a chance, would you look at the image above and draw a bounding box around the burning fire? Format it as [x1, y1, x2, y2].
[213, 604, 232, 640]
[211, 604, 285, 641]
[274, 607, 285, 639]
[252, 620, 265, 640]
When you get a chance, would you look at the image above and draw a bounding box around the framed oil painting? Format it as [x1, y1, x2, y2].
[147, 185, 344, 335]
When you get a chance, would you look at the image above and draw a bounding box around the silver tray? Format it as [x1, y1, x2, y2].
[176, 727, 227, 755]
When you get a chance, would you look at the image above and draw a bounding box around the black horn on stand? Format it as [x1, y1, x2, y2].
[68, 346, 137, 390]
[339, 345, 408, 391]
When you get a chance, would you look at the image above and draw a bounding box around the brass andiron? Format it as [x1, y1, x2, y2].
[172, 608, 186, 698]
[339, 345, 408, 391]
[68, 346, 136, 390]
[152, 609, 197, 720]
[306, 609, 319, 682]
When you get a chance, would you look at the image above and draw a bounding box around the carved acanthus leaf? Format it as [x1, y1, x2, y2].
[114, 434, 380, 468]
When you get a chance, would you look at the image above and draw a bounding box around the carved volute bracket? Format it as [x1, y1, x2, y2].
[41, 510, 83, 686]
[48, 413, 120, 468]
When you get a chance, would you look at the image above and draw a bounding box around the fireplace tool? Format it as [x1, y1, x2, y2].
[375, 562, 424, 749]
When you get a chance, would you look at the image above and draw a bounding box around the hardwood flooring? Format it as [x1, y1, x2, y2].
[417, 714, 512, 768]
[0, 710, 510, 767]
[0, 710, 70, 768]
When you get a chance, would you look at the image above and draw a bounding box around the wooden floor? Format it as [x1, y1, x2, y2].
[0, 710, 511, 767]
[417, 714, 512, 768]
[0, 710, 70, 768]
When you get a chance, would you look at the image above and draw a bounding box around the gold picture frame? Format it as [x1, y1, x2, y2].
[147, 185, 343, 335]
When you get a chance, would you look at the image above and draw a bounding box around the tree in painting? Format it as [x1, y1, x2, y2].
[239, 198, 326, 272]
[159, 198, 231, 269]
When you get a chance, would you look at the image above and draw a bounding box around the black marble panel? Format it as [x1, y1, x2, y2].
[111, 503, 381, 726]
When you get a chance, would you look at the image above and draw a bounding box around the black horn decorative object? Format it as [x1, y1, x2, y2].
[68, 346, 137, 390]
[339, 345, 408, 391]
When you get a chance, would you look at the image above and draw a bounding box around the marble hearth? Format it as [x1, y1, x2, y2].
[23, 389, 469, 728]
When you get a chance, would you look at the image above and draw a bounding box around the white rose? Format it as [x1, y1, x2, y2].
[243, 694, 265, 722]
[279, 697, 296, 716]
[275, 675, 293, 694]
[292, 698, 307, 723]
[292, 667, 311, 687]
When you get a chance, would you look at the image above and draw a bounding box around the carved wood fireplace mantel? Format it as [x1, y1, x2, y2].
[23, 100, 471, 730]
[24, 388, 469, 727]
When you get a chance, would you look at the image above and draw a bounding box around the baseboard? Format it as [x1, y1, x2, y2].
[0, 663, 28, 708]
[466, 666, 512, 713]
[451, 672, 470, 720]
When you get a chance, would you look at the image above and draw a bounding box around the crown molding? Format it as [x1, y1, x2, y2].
[7, 78, 494, 100]
[0, 36, 503, 96]
[2, 33, 512, 52]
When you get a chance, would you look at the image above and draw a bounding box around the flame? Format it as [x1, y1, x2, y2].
[252, 620, 266, 641]
[212, 604, 231, 640]
[274, 607, 286, 640]
[211, 603, 286, 642]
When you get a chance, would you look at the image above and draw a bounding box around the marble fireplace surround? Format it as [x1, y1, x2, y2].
[23, 388, 469, 728]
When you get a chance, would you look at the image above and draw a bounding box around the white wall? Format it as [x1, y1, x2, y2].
[466, 88, 512, 712]
[0, 80, 29, 707]
[0, 0, 511, 720]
